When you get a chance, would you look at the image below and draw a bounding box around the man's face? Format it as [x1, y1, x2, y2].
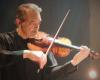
[20, 10, 41, 38]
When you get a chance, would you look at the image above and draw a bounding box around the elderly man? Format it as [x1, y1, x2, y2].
[0, 3, 90, 80]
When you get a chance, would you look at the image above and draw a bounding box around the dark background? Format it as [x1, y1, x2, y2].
[0, 0, 100, 80]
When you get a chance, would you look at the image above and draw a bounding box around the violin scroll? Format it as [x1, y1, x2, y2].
[89, 50, 100, 60]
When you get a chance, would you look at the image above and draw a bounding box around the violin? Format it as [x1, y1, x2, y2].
[27, 31, 100, 59]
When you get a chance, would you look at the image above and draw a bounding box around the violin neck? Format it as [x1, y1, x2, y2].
[54, 41, 80, 50]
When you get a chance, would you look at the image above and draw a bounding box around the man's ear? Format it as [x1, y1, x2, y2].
[15, 18, 21, 25]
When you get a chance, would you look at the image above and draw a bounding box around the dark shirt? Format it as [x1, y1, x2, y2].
[0, 31, 77, 80]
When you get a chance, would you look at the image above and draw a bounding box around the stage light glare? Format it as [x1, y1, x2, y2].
[89, 70, 97, 79]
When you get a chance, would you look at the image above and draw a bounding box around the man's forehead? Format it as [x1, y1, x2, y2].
[25, 10, 41, 20]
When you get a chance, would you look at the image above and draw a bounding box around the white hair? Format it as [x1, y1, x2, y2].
[18, 3, 42, 13]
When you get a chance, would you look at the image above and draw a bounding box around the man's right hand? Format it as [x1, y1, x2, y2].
[23, 50, 47, 69]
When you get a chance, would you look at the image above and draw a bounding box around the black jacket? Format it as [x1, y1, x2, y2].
[0, 31, 77, 80]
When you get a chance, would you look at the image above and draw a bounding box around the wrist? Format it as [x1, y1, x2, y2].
[71, 60, 78, 66]
[23, 50, 30, 58]
[23, 50, 30, 53]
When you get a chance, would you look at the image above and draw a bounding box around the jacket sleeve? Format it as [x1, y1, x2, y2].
[50, 61, 77, 80]
[43, 53, 78, 80]
[0, 49, 25, 67]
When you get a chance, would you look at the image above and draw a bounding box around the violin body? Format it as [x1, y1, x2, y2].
[27, 31, 71, 57]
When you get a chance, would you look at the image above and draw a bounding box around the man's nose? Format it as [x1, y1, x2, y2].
[35, 24, 39, 28]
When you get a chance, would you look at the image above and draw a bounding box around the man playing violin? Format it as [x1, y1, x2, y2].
[0, 3, 90, 80]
